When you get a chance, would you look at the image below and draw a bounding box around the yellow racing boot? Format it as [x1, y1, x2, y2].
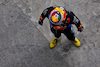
[72, 37, 81, 47]
[50, 37, 58, 49]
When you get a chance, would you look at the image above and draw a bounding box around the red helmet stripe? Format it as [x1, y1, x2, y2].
[52, 12, 56, 16]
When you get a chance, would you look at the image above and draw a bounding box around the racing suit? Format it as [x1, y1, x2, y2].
[39, 6, 83, 41]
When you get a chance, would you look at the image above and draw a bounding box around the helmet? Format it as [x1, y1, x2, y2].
[51, 11, 61, 23]
[49, 6, 67, 25]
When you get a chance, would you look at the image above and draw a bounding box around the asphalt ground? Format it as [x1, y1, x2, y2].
[0, 0, 100, 67]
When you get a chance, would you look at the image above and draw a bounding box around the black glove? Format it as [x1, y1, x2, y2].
[78, 26, 83, 32]
[38, 20, 43, 25]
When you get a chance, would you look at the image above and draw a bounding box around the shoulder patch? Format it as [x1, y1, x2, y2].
[43, 9, 48, 15]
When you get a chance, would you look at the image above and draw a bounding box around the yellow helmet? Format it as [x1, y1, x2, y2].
[50, 7, 66, 24]
[51, 11, 61, 23]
